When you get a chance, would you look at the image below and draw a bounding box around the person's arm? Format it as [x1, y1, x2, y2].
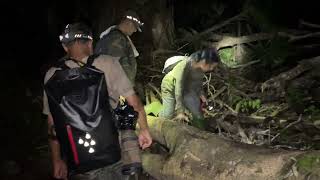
[200, 94, 207, 104]
[173, 61, 188, 114]
[47, 114, 68, 180]
[118, 56, 137, 84]
[126, 95, 148, 130]
[97, 57, 152, 149]
[43, 69, 68, 179]
[126, 94, 152, 149]
[199, 73, 206, 104]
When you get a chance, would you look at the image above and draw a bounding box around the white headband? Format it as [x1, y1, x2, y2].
[125, 15, 144, 26]
[59, 33, 93, 43]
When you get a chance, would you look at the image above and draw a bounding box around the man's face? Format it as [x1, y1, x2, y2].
[78, 40, 93, 55]
[127, 21, 138, 36]
[85, 40, 93, 55]
[62, 39, 93, 57]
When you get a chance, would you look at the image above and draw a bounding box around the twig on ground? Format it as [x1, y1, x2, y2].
[271, 114, 302, 142]
[147, 83, 162, 98]
[214, 99, 238, 114]
[210, 86, 227, 100]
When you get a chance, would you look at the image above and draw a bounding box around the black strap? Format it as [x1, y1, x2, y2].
[86, 54, 100, 67]
[54, 56, 70, 69]
[54, 54, 100, 69]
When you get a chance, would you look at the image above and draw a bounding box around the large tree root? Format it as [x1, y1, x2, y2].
[258, 56, 320, 100]
[142, 117, 320, 180]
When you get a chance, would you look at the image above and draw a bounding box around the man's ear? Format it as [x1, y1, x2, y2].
[86, 40, 93, 48]
[62, 44, 69, 53]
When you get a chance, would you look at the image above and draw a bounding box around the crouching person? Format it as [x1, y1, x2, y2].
[159, 48, 220, 130]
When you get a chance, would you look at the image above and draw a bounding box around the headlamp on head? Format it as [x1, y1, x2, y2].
[125, 15, 144, 26]
[59, 32, 93, 44]
[59, 23, 93, 44]
[122, 10, 144, 32]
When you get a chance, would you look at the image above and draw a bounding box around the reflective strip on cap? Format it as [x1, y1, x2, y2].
[125, 15, 144, 26]
[59, 33, 93, 43]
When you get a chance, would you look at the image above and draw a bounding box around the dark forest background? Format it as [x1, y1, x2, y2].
[0, 0, 319, 179]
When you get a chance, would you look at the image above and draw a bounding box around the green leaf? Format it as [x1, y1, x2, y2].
[235, 102, 242, 113]
[144, 101, 163, 116]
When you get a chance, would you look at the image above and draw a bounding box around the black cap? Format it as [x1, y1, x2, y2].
[123, 10, 144, 32]
[59, 23, 93, 43]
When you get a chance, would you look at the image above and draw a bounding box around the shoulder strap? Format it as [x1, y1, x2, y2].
[86, 54, 100, 67]
[53, 56, 70, 69]
[53, 54, 100, 68]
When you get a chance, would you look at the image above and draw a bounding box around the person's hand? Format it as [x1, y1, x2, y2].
[52, 158, 68, 180]
[200, 95, 208, 112]
[200, 95, 207, 105]
[173, 113, 189, 123]
[138, 129, 152, 149]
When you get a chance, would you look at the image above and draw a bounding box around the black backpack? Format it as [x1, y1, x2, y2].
[44, 54, 121, 175]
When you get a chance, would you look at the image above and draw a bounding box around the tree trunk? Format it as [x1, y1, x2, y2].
[142, 117, 320, 180]
[151, 1, 175, 49]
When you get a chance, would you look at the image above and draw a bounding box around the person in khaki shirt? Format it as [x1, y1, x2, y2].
[43, 22, 152, 180]
[94, 10, 144, 85]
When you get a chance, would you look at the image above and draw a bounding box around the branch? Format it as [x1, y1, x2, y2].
[271, 115, 302, 142]
[299, 19, 320, 29]
[147, 83, 162, 99]
[214, 99, 238, 114]
[210, 86, 227, 100]
[278, 31, 320, 42]
[260, 56, 320, 92]
[177, 12, 244, 44]
[289, 32, 320, 42]
[209, 31, 320, 50]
